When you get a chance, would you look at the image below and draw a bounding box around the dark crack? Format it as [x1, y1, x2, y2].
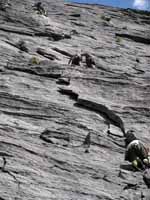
[116, 32, 150, 44]
[77, 98, 125, 134]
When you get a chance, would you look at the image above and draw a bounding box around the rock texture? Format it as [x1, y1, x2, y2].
[0, 0, 150, 199]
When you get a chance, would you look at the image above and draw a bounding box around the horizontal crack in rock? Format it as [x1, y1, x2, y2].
[52, 47, 72, 57]
[6, 66, 61, 79]
[36, 48, 60, 61]
[0, 25, 34, 36]
[116, 32, 150, 44]
[35, 31, 71, 41]
[40, 129, 70, 146]
[58, 88, 79, 100]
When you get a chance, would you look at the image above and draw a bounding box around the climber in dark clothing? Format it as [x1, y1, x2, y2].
[68, 54, 81, 66]
[83, 132, 91, 153]
[81, 53, 95, 68]
[32, 2, 47, 16]
[124, 130, 149, 170]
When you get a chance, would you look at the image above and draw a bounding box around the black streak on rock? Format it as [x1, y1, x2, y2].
[77, 98, 125, 134]
[116, 33, 150, 44]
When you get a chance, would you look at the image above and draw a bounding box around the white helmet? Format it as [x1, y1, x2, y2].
[143, 157, 150, 165]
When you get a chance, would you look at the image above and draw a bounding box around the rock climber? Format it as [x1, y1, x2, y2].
[124, 130, 149, 170]
[81, 53, 95, 68]
[83, 132, 91, 153]
[68, 54, 81, 66]
[32, 2, 47, 16]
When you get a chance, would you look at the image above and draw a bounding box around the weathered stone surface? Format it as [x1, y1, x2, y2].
[143, 169, 150, 188]
[0, 0, 150, 199]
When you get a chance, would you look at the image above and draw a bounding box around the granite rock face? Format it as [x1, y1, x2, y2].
[0, 0, 150, 199]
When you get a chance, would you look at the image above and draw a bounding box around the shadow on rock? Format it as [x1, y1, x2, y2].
[40, 129, 70, 146]
[120, 164, 136, 172]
